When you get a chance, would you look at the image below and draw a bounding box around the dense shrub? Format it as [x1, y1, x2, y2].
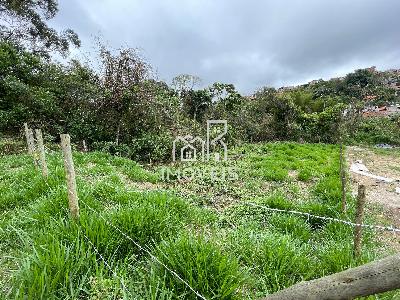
[348, 116, 400, 145]
[1, 40, 399, 162]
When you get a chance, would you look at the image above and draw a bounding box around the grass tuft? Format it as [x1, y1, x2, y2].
[151, 234, 245, 300]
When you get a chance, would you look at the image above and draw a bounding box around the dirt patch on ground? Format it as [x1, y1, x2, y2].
[347, 146, 400, 251]
[118, 172, 164, 191]
[208, 194, 238, 212]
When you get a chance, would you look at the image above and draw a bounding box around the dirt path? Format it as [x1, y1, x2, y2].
[347, 146, 400, 252]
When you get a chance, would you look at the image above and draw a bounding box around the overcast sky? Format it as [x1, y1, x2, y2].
[50, 0, 400, 94]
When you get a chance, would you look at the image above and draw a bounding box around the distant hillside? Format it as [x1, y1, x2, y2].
[277, 66, 400, 107]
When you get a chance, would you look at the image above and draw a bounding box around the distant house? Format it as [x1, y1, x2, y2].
[331, 76, 345, 81]
[308, 79, 323, 85]
[387, 105, 400, 114]
[362, 105, 400, 118]
[278, 86, 295, 92]
[363, 95, 377, 101]
[389, 82, 400, 95]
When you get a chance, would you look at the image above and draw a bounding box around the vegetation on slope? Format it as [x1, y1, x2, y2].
[1, 40, 399, 164]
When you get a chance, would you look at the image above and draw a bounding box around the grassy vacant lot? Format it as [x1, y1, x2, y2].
[0, 141, 398, 299]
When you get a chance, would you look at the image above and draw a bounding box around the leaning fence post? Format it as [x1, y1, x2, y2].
[60, 134, 80, 219]
[353, 184, 366, 258]
[35, 129, 48, 177]
[27, 128, 38, 167]
[340, 143, 347, 212]
[82, 140, 88, 152]
[24, 123, 33, 155]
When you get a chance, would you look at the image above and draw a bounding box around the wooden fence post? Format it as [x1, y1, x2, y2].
[60, 134, 80, 219]
[27, 128, 38, 167]
[260, 253, 400, 300]
[35, 129, 48, 177]
[82, 140, 88, 152]
[353, 184, 366, 258]
[340, 143, 347, 212]
[24, 123, 33, 155]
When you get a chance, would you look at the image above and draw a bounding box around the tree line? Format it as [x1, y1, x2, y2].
[1, 0, 399, 161]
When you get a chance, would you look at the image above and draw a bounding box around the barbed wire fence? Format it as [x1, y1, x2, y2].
[39, 178, 132, 298]
[79, 197, 208, 300]
[23, 126, 400, 235]
[40, 172, 209, 299]
[80, 231, 131, 298]
[18, 127, 209, 300]
[17, 125, 400, 299]
[243, 202, 400, 234]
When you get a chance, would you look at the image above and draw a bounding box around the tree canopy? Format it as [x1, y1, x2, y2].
[0, 0, 80, 57]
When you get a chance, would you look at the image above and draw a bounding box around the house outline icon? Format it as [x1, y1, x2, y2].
[172, 135, 205, 162]
[181, 143, 196, 162]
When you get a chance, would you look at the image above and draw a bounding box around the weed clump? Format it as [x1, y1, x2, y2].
[151, 235, 245, 300]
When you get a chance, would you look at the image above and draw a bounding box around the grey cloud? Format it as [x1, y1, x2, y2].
[51, 0, 400, 94]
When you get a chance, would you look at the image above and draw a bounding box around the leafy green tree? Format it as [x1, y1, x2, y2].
[209, 82, 243, 112]
[0, 0, 80, 56]
[182, 89, 212, 121]
[300, 103, 346, 143]
[96, 46, 151, 144]
[237, 87, 277, 142]
[0, 41, 98, 138]
[172, 74, 201, 96]
[0, 41, 43, 132]
[340, 68, 381, 101]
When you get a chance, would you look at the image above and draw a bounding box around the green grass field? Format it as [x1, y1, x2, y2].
[0, 141, 398, 299]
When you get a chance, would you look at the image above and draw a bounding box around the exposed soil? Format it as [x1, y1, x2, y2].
[118, 172, 163, 191]
[347, 146, 400, 252]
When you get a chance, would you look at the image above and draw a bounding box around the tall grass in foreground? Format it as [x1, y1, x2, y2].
[152, 235, 245, 300]
[0, 143, 398, 299]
